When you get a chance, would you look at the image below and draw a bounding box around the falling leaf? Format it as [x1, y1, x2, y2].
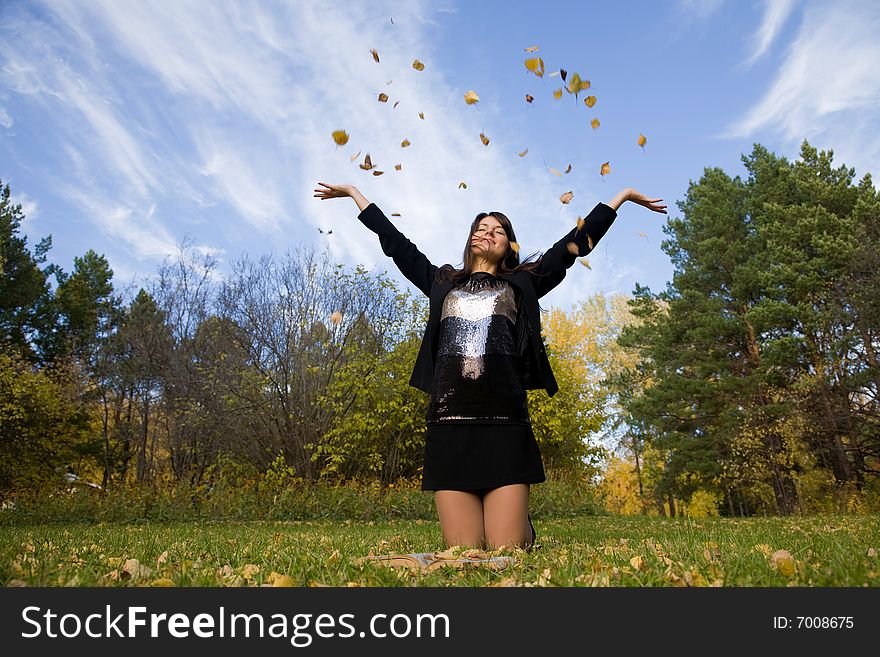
[370, 49, 380, 63]
[548, 71, 559, 77]
[524, 45, 539, 52]
[509, 241, 520, 254]
[330, 311, 343, 325]
[578, 257, 591, 269]
[331, 130, 350, 146]
[525, 94, 534, 103]
[386, 79, 392, 85]
[564, 164, 572, 174]
[463, 90, 480, 105]
[518, 148, 528, 157]
[524, 57, 545, 78]
[401, 138, 411, 148]
[378, 93, 389, 103]
[418, 112, 425, 119]
[638, 133, 647, 149]
[458, 182, 468, 189]
[359, 153, 374, 170]
[591, 118, 600, 130]
[638, 231, 647, 238]
[412, 59, 425, 71]
[394, 164, 402, 170]
[393, 101, 400, 109]
[553, 88, 563, 100]
[560, 190, 574, 204]
[350, 150, 361, 162]
[559, 69, 568, 82]
[480, 132, 490, 146]
[372, 170, 384, 176]
[390, 213, 401, 217]
[566, 73, 590, 96]
[548, 167, 562, 177]
[600, 161, 610, 176]
[584, 95, 597, 108]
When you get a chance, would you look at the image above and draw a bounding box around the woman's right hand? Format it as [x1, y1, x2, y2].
[313, 182, 356, 200]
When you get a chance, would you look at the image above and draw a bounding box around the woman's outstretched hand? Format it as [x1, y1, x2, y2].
[607, 188, 667, 214]
[313, 182, 371, 212]
[313, 182, 355, 200]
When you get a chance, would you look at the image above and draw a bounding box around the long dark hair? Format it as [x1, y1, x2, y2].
[436, 211, 550, 285]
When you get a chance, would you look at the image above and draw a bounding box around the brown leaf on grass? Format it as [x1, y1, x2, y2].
[150, 578, 175, 587]
[771, 549, 796, 577]
[630, 555, 644, 571]
[331, 130, 350, 146]
[378, 93, 389, 102]
[560, 190, 574, 204]
[370, 49, 380, 63]
[412, 59, 425, 71]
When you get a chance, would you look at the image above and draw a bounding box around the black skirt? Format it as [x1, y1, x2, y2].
[421, 422, 546, 491]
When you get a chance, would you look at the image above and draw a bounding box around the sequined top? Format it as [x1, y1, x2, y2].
[426, 272, 530, 425]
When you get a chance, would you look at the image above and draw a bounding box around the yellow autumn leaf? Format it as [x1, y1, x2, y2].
[548, 167, 562, 177]
[638, 133, 647, 148]
[578, 257, 591, 268]
[401, 138, 411, 148]
[350, 149, 361, 162]
[771, 549, 795, 577]
[630, 555, 644, 571]
[329, 311, 343, 325]
[584, 95, 597, 108]
[524, 57, 545, 78]
[394, 163, 402, 170]
[591, 118, 600, 130]
[553, 88, 563, 100]
[378, 93, 388, 102]
[273, 575, 297, 587]
[458, 182, 467, 189]
[480, 132, 490, 146]
[638, 231, 647, 238]
[370, 49, 380, 63]
[412, 59, 425, 71]
[560, 190, 574, 204]
[150, 578, 175, 587]
[464, 90, 480, 105]
[600, 161, 610, 176]
[331, 130, 349, 146]
[524, 45, 539, 52]
[418, 112, 425, 119]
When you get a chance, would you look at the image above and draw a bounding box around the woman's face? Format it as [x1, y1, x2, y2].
[470, 215, 509, 264]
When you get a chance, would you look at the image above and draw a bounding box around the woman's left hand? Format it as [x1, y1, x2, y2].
[627, 189, 667, 214]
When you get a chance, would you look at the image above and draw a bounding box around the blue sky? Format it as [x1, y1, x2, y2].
[2, 0, 879, 315]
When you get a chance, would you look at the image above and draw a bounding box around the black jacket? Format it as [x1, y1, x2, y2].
[356, 201, 618, 397]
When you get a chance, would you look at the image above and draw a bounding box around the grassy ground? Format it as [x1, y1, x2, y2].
[3, 514, 878, 587]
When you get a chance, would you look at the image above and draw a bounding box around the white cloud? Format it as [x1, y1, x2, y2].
[0, 107, 12, 129]
[724, 0, 880, 178]
[744, 0, 797, 67]
[11, 192, 38, 224]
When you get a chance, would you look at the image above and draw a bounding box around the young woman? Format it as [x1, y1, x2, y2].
[313, 182, 666, 550]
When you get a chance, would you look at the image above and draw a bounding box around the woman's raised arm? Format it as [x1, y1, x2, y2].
[313, 182, 438, 296]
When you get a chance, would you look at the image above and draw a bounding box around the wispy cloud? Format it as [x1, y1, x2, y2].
[724, 0, 880, 178]
[744, 0, 797, 67]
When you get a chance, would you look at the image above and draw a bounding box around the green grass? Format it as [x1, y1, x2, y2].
[3, 514, 878, 587]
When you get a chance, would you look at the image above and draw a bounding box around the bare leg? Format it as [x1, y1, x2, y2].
[483, 484, 532, 550]
[434, 490, 486, 549]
